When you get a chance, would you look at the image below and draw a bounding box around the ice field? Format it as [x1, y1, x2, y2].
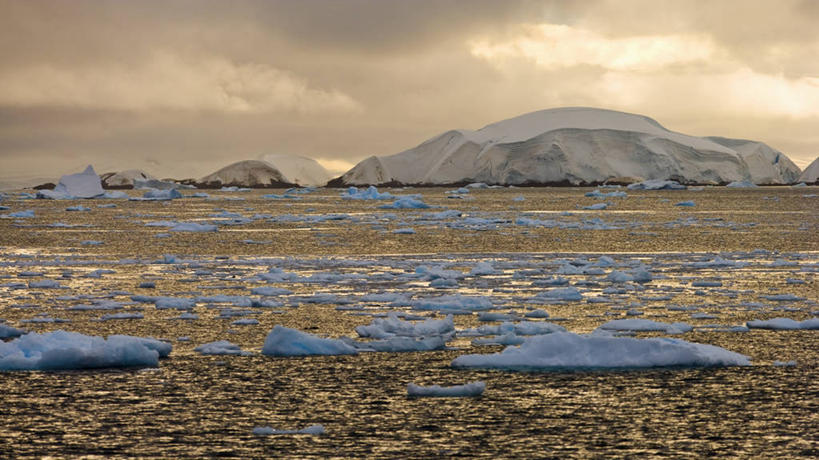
[0, 185, 816, 457]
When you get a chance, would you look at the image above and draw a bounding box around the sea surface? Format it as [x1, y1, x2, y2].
[0, 186, 817, 458]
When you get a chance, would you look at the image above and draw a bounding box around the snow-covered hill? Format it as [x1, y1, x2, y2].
[259, 154, 331, 186]
[798, 157, 819, 184]
[100, 169, 156, 188]
[198, 160, 293, 188]
[334, 107, 801, 186]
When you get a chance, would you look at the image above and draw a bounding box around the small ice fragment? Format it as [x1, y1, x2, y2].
[407, 381, 485, 397]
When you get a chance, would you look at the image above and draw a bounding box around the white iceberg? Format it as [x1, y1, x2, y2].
[336, 107, 797, 186]
[407, 381, 485, 397]
[37, 165, 105, 199]
[0, 330, 171, 371]
[451, 332, 750, 370]
[798, 157, 819, 184]
[261, 326, 358, 356]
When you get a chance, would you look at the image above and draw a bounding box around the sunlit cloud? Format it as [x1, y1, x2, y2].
[0, 52, 363, 114]
[594, 68, 819, 119]
[315, 158, 356, 175]
[470, 24, 717, 72]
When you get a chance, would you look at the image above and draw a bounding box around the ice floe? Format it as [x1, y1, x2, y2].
[407, 381, 485, 397]
[262, 326, 357, 356]
[746, 318, 819, 330]
[0, 330, 171, 371]
[451, 332, 750, 370]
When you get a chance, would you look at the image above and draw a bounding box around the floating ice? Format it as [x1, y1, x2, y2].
[746, 318, 819, 330]
[194, 340, 252, 356]
[726, 180, 758, 188]
[534, 287, 583, 302]
[37, 166, 105, 199]
[341, 186, 395, 200]
[582, 203, 608, 210]
[99, 312, 143, 321]
[355, 313, 454, 339]
[348, 335, 448, 352]
[261, 326, 358, 356]
[250, 287, 292, 296]
[379, 197, 431, 209]
[407, 381, 485, 397]
[597, 319, 693, 334]
[451, 332, 750, 370]
[169, 222, 218, 232]
[0, 330, 171, 371]
[2, 210, 34, 218]
[409, 295, 493, 312]
[393, 228, 416, 234]
[674, 201, 696, 207]
[28, 279, 62, 289]
[0, 324, 25, 339]
[138, 189, 183, 201]
[252, 424, 324, 436]
[469, 262, 496, 276]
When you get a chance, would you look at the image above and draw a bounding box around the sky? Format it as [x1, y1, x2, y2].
[1, 0, 818, 187]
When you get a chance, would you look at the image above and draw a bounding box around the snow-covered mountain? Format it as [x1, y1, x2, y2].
[333, 107, 801, 186]
[798, 157, 819, 184]
[198, 160, 293, 188]
[100, 169, 156, 188]
[259, 154, 331, 186]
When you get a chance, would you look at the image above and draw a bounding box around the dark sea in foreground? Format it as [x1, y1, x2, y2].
[0, 186, 817, 458]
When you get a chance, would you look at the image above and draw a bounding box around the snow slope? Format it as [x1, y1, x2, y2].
[101, 169, 156, 188]
[199, 160, 292, 187]
[336, 107, 801, 186]
[798, 157, 819, 184]
[259, 154, 331, 186]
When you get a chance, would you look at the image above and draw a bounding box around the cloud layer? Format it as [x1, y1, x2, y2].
[1, 0, 817, 185]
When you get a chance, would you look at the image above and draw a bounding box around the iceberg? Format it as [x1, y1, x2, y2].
[451, 332, 750, 370]
[37, 165, 105, 199]
[0, 330, 171, 371]
[407, 381, 485, 397]
[334, 108, 798, 186]
[261, 326, 358, 356]
[798, 157, 819, 184]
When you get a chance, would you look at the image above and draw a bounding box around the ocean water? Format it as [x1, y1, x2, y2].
[0, 186, 817, 458]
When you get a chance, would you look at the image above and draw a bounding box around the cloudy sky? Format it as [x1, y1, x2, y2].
[1, 0, 817, 186]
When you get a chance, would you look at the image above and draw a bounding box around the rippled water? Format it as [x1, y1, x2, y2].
[1, 187, 817, 458]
